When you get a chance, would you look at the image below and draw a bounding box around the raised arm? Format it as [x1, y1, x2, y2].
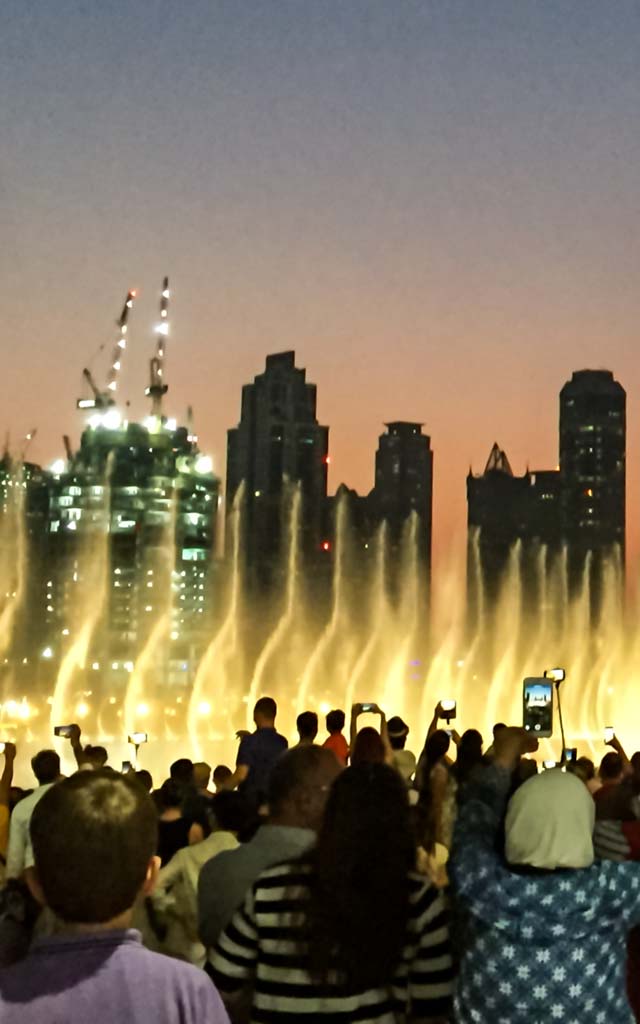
[449, 728, 537, 914]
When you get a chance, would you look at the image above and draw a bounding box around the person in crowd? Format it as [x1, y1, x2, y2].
[351, 726, 387, 765]
[387, 715, 417, 783]
[6, 750, 60, 880]
[151, 792, 249, 966]
[572, 754, 600, 793]
[198, 746, 340, 952]
[452, 729, 483, 791]
[193, 761, 212, 797]
[225, 697, 288, 809]
[0, 743, 17, 872]
[0, 770, 229, 1023]
[135, 769, 153, 793]
[213, 765, 233, 792]
[483, 721, 506, 760]
[322, 709, 349, 765]
[210, 762, 454, 1023]
[295, 711, 318, 746]
[596, 752, 628, 807]
[415, 729, 457, 848]
[156, 780, 203, 866]
[450, 727, 640, 1023]
[170, 757, 195, 789]
[350, 703, 392, 765]
[66, 725, 109, 769]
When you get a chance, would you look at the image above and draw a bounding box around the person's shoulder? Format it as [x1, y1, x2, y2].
[275, 731, 288, 748]
[128, 944, 215, 986]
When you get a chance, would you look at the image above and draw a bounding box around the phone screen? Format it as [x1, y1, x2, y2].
[360, 704, 376, 713]
[543, 760, 556, 770]
[604, 727, 615, 743]
[440, 699, 457, 720]
[54, 725, 72, 739]
[121, 761, 132, 773]
[563, 748, 577, 763]
[523, 678, 553, 738]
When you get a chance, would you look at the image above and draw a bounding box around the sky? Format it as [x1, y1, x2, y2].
[2, 1, 640, 573]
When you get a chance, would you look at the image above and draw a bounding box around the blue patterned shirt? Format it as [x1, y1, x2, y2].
[450, 765, 640, 1024]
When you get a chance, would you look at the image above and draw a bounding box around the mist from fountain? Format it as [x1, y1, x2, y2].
[0, 464, 27, 672]
[186, 483, 246, 760]
[50, 454, 114, 732]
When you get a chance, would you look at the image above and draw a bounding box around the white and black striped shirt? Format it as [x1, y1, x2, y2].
[210, 861, 454, 1022]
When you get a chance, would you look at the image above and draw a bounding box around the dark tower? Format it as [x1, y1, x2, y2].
[559, 370, 625, 601]
[370, 422, 433, 589]
[226, 351, 329, 585]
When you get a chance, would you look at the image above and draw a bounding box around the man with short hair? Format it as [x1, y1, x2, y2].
[226, 697, 288, 808]
[296, 711, 318, 747]
[198, 745, 340, 952]
[323, 709, 349, 765]
[0, 771, 229, 1023]
[6, 750, 60, 879]
[193, 761, 212, 796]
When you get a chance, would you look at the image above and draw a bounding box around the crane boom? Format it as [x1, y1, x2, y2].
[145, 276, 170, 417]
[77, 288, 137, 411]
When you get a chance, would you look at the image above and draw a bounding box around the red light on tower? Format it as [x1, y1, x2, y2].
[324, 455, 331, 465]
[322, 541, 331, 552]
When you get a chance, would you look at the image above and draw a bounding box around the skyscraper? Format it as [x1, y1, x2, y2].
[370, 422, 433, 586]
[226, 351, 329, 585]
[559, 369, 626, 572]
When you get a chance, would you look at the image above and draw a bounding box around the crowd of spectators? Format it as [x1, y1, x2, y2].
[0, 696, 639, 1022]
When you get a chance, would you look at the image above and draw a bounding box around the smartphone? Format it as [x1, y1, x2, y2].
[604, 726, 615, 743]
[360, 704, 376, 713]
[440, 699, 457, 720]
[543, 760, 557, 770]
[0, 744, 5, 755]
[128, 732, 148, 745]
[54, 725, 73, 739]
[121, 760, 132, 773]
[523, 678, 553, 738]
[563, 747, 577, 763]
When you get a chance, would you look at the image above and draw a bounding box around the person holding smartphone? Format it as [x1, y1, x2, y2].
[450, 727, 640, 1024]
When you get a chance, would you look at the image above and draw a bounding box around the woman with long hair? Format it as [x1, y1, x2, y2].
[211, 763, 454, 1023]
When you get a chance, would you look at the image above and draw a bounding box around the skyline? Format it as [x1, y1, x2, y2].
[3, 2, 640, 573]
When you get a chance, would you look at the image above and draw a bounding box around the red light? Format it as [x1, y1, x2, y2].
[324, 455, 331, 464]
[322, 541, 331, 552]
[130, 289, 138, 297]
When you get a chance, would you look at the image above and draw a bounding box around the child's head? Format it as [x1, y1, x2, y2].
[213, 764, 232, 791]
[30, 769, 158, 925]
[326, 709, 345, 735]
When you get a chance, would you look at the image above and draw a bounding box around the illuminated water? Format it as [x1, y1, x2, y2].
[0, 479, 635, 784]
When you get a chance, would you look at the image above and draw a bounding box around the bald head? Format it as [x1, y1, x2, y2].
[268, 745, 341, 831]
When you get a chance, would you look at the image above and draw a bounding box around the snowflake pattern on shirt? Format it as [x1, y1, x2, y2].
[450, 765, 640, 1024]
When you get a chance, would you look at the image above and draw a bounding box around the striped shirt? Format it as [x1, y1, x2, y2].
[210, 860, 453, 1022]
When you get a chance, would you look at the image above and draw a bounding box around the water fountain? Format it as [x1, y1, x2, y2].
[0, 469, 636, 782]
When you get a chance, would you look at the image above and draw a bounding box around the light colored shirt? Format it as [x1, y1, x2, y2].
[198, 824, 314, 951]
[0, 929, 230, 1024]
[152, 830, 238, 965]
[393, 749, 417, 783]
[6, 784, 54, 878]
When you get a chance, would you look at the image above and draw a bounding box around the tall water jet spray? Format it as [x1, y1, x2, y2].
[382, 513, 424, 716]
[246, 485, 304, 734]
[50, 454, 114, 731]
[124, 489, 178, 739]
[0, 461, 27, 670]
[346, 521, 391, 710]
[187, 484, 245, 761]
[485, 540, 524, 728]
[296, 494, 359, 715]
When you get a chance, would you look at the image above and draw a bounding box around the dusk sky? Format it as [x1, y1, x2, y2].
[3, 1, 640, 571]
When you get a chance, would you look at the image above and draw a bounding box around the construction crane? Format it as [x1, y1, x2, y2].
[77, 289, 137, 411]
[145, 277, 170, 418]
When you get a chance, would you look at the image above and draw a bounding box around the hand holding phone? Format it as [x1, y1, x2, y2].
[54, 725, 73, 739]
[604, 726, 615, 744]
[128, 732, 148, 745]
[439, 699, 457, 720]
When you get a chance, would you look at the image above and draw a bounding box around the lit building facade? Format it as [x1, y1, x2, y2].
[226, 351, 329, 586]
